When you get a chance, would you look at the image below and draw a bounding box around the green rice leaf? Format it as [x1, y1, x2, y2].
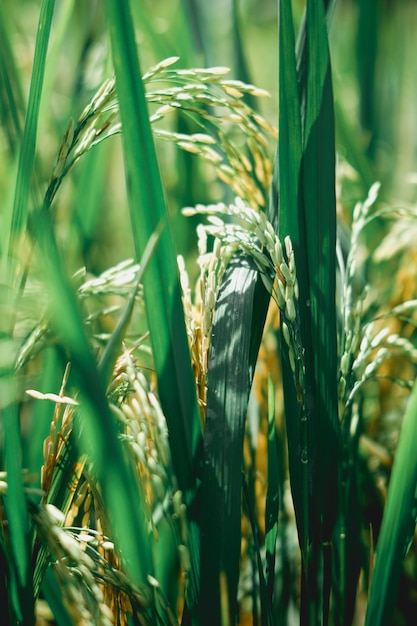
[199, 255, 270, 624]
[105, 0, 201, 492]
[0, 5, 24, 158]
[265, 376, 279, 606]
[3, 398, 33, 624]
[303, 0, 339, 545]
[276, 0, 339, 620]
[365, 379, 417, 626]
[73, 145, 110, 252]
[9, 0, 55, 249]
[105, 0, 202, 607]
[301, 1, 339, 620]
[98, 220, 164, 387]
[32, 207, 153, 592]
[277, 0, 309, 564]
[2, 2, 55, 620]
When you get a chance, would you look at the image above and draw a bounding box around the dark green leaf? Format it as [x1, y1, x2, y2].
[199, 255, 270, 625]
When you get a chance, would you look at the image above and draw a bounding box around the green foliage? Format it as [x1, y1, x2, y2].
[1, 1, 417, 625]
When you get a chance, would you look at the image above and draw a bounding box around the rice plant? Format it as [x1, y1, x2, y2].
[1, 1, 417, 625]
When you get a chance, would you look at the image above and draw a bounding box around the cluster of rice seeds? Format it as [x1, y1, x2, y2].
[48, 56, 275, 218]
[109, 350, 192, 609]
[109, 351, 170, 516]
[47, 77, 119, 206]
[338, 183, 381, 415]
[344, 323, 417, 412]
[48, 58, 182, 204]
[177, 254, 206, 414]
[184, 197, 310, 493]
[32, 503, 116, 626]
[66, 527, 156, 626]
[30, 364, 79, 497]
[77, 259, 143, 299]
[146, 62, 276, 210]
[338, 183, 417, 423]
[65, 478, 94, 529]
[184, 197, 286, 299]
[178, 234, 228, 416]
[183, 199, 305, 382]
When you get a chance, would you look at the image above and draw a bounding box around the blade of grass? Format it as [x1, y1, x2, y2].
[31, 206, 153, 597]
[105, 0, 202, 606]
[199, 256, 270, 625]
[105, 0, 201, 493]
[277, 0, 309, 567]
[98, 219, 165, 386]
[32, 212, 162, 600]
[276, 1, 339, 621]
[265, 376, 279, 611]
[3, 397, 34, 625]
[9, 0, 55, 252]
[356, 0, 378, 158]
[365, 378, 417, 626]
[2, 3, 55, 622]
[303, 0, 339, 544]
[0, 5, 24, 158]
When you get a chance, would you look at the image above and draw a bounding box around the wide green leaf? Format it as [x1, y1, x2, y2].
[199, 255, 270, 625]
[276, 0, 339, 621]
[32, 207, 153, 595]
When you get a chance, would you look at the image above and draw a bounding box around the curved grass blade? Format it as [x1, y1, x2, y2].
[32, 216, 162, 600]
[365, 378, 417, 626]
[199, 255, 270, 625]
[31, 207, 153, 595]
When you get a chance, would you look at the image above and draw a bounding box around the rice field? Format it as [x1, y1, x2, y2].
[1, 1, 417, 624]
